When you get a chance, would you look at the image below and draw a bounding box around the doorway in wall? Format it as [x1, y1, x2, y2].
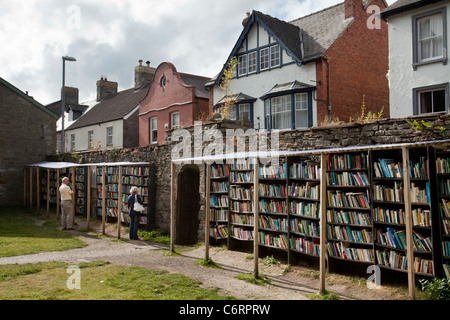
[175, 165, 200, 245]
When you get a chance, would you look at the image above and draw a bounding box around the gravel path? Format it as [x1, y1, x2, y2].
[0, 215, 410, 301]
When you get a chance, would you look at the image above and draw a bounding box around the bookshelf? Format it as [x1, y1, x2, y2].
[228, 159, 255, 247]
[209, 164, 230, 241]
[95, 164, 153, 235]
[325, 151, 374, 271]
[258, 161, 289, 253]
[287, 157, 321, 262]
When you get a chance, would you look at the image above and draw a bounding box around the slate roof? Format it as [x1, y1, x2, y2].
[180, 74, 210, 99]
[381, 0, 446, 19]
[66, 85, 149, 130]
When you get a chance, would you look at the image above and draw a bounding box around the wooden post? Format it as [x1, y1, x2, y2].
[170, 162, 176, 253]
[117, 166, 123, 239]
[87, 166, 91, 230]
[205, 164, 211, 260]
[29, 167, 33, 211]
[36, 168, 40, 213]
[253, 159, 259, 279]
[23, 168, 27, 207]
[72, 167, 76, 226]
[402, 146, 415, 300]
[56, 170, 60, 219]
[46, 168, 50, 217]
[102, 166, 106, 235]
[319, 152, 328, 293]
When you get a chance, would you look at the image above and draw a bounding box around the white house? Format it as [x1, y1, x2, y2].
[382, 0, 449, 118]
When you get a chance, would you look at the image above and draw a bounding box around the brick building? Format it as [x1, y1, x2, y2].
[208, 0, 390, 130]
[0, 77, 57, 206]
[139, 62, 210, 146]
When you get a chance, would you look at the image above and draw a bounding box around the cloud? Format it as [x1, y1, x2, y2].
[0, 0, 395, 105]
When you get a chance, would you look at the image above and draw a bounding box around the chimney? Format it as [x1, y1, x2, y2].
[96, 77, 118, 102]
[134, 59, 155, 90]
[242, 12, 251, 27]
[61, 87, 79, 106]
[345, 0, 362, 20]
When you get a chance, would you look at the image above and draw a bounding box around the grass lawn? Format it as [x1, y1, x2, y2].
[0, 207, 87, 257]
[0, 261, 233, 300]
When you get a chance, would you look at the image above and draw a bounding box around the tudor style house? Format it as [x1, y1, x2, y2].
[65, 60, 155, 152]
[139, 62, 210, 146]
[207, 0, 390, 131]
[381, 0, 449, 118]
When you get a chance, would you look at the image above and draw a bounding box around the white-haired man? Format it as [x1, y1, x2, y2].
[59, 177, 74, 230]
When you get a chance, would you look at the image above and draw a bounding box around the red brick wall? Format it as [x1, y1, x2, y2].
[316, 0, 390, 124]
[139, 62, 208, 146]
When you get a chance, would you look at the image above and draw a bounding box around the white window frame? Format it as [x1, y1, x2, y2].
[70, 134, 75, 151]
[270, 45, 280, 68]
[271, 95, 291, 130]
[171, 112, 180, 129]
[150, 117, 157, 144]
[413, 83, 449, 115]
[295, 93, 308, 129]
[248, 51, 257, 74]
[106, 127, 113, 146]
[238, 55, 247, 76]
[88, 130, 94, 149]
[260, 47, 270, 70]
[412, 7, 447, 68]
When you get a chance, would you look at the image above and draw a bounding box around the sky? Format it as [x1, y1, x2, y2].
[0, 0, 396, 106]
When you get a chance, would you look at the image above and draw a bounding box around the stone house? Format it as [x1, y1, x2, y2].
[0, 77, 57, 206]
[207, 0, 390, 131]
[64, 60, 155, 152]
[381, 0, 449, 118]
[138, 62, 210, 146]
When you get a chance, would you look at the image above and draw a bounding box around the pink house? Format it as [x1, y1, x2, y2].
[139, 62, 210, 146]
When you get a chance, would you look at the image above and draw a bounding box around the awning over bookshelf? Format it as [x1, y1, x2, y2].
[25, 161, 150, 168]
[171, 139, 450, 164]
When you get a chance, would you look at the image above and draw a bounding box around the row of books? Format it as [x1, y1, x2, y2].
[229, 159, 255, 171]
[288, 182, 319, 199]
[327, 242, 374, 262]
[259, 183, 287, 198]
[375, 228, 407, 250]
[327, 153, 368, 170]
[374, 207, 405, 225]
[327, 190, 370, 209]
[327, 171, 369, 187]
[436, 157, 450, 174]
[259, 199, 287, 214]
[210, 195, 229, 207]
[259, 232, 288, 249]
[230, 200, 253, 213]
[211, 181, 229, 193]
[373, 158, 402, 178]
[122, 166, 149, 176]
[289, 237, 320, 255]
[290, 162, 320, 180]
[327, 225, 373, 244]
[439, 179, 450, 196]
[414, 257, 434, 275]
[289, 201, 320, 218]
[441, 199, 450, 218]
[211, 165, 229, 178]
[373, 182, 404, 203]
[290, 218, 320, 237]
[210, 208, 228, 221]
[327, 210, 372, 226]
[230, 171, 254, 183]
[230, 186, 252, 200]
[411, 208, 432, 227]
[413, 231, 432, 252]
[210, 225, 228, 239]
[442, 241, 450, 257]
[259, 216, 288, 232]
[259, 163, 287, 179]
[443, 220, 450, 235]
[231, 226, 253, 240]
[376, 249, 407, 270]
[231, 213, 254, 226]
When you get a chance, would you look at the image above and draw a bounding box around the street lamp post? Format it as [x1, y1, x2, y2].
[61, 55, 77, 154]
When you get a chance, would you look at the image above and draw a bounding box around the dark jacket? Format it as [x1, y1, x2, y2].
[127, 194, 143, 217]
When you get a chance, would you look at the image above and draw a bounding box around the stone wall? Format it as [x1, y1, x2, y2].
[55, 114, 450, 238]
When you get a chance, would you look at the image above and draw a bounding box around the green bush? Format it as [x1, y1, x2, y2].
[419, 278, 450, 300]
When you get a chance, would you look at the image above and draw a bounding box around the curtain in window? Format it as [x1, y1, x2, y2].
[271, 95, 291, 130]
[419, 13, 443, 60]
